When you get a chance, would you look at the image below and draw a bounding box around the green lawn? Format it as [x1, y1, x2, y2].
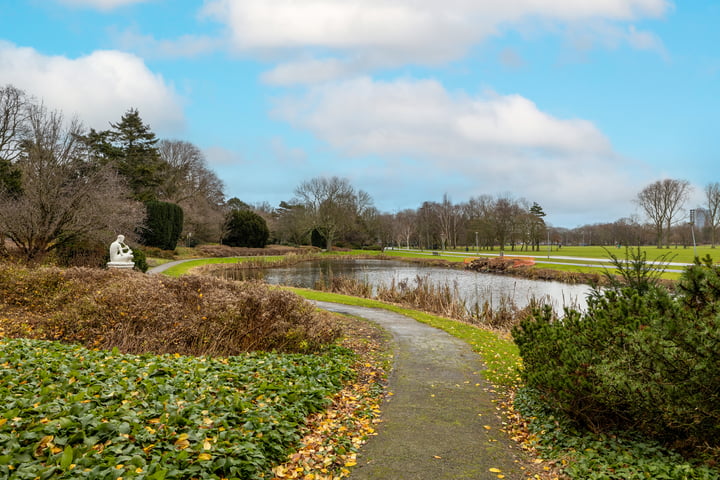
[161, 256, 285, 277]
[432, 244, 717, 264]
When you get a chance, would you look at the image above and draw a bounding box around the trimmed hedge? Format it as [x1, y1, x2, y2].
[142, 201, 184, 250]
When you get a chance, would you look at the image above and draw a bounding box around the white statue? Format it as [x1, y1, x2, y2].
[109, 234, 134, 264]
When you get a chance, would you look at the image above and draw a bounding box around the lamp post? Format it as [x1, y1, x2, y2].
[547, 229, 551, 259]
[690, 209, 697, 259]
[475, 231, 479, 254]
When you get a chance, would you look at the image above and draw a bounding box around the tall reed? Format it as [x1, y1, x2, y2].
[315, 273, 538, 331]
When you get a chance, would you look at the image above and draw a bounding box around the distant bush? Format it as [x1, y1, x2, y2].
[223, 210, 269, 248]
[195, 244, 314, 258]
[513, 251, 720, 450]
[0, 263, 341, 356]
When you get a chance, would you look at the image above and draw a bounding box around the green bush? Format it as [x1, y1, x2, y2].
[132, 247, 148, 272]
[222, 210, 269, 248]
[513, 253, 720, 449]
[142, 201, 184, 250]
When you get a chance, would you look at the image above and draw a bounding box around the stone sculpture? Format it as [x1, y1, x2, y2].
[108, 234, 134, 269]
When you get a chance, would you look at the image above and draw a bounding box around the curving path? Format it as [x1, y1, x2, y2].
[312, 301, 527, 480]
[149, 261, 528, 478]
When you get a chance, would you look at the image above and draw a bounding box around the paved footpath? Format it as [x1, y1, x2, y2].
[312, 301, 528, 480]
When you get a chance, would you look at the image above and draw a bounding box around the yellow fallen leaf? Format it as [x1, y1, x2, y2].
[198, 453, 212, 461]
[484, 425, 492, 430]
[489, 467, 502, 473]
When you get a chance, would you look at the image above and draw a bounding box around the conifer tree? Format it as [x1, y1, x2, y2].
[76, 109, 164, 202]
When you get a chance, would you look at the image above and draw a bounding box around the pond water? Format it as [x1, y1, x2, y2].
[219, 258, 592, 311]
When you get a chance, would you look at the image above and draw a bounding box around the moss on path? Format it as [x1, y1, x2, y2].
[313, 301, 527, 480]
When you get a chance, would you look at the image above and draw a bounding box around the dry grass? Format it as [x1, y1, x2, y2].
[0, 262, 341, 356]
[196, 244, 318, 258]
[311, 272, 536, 332]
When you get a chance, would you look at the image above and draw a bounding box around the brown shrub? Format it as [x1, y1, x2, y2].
[196, 244, 318, 258]
[0, 262, 341, 356]
[376, 276, 469, 320]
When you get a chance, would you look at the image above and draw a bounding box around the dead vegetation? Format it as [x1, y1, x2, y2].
[0, 262, 340, 355]
[311, 273, 541, 332]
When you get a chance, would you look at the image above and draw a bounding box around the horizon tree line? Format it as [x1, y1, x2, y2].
[2, 82, 719, 262]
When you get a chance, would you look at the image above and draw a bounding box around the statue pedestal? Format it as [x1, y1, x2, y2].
[107, 262, 135, 270]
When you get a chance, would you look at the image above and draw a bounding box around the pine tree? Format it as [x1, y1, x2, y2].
[77, 109, 164, 202]
[108, 109, 164, 202]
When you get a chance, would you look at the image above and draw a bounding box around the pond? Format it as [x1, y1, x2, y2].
[219, 258, 592, 311]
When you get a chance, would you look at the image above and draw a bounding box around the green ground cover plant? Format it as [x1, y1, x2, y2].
[0, 337, 353, 479]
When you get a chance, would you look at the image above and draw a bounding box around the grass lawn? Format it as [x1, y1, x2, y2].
[161, 256, 285, 277]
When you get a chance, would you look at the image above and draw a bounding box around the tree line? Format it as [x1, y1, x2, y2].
[3, 82, 719, 263]
[0, 84, 225, 261]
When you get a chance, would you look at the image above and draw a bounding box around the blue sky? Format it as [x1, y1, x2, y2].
[1, 0, 718, 227]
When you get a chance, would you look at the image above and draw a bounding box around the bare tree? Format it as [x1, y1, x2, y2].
[705, 182, 720, 248]
[636, 179, 691, 248]
[490, 196, 525, 251]
[274, 201, 311, 245]
[394, 209, 417, 249]
[157, 139, 226, 242]
[0, 103, 144, 260]
[465, 195, 494, 250]
[436, 194, 464, 249]
[294, 176, 372, 250]
[0, 85, 29, 164]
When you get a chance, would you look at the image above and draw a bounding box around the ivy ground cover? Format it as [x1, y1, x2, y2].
[0, 338, 354, 480]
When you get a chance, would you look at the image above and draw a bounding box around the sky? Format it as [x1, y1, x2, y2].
[1, 0, 718, 228]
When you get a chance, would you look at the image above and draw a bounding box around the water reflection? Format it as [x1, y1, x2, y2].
[221, 258, 591, 311]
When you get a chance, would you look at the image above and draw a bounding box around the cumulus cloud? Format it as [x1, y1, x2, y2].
[272, 77, 637, 222]
[273, 77, 612, 157]
[0, 41, 184, 134]
[203, 0, 671, 84]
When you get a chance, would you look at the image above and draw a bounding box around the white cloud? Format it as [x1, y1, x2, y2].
[262, 57, 362, 86]
[272, 77, 638, 223]
[55, 0, 149, 10]
[204, 0, 671, 84]
[111, 27, 222, 59]
[273, 77, 612, 157]
[0, 41, 184, 134]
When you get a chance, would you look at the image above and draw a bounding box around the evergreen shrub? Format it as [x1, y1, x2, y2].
[513, 252, 720, 449]
[223, 210, 270, 248]
[141, 201, 184, 250]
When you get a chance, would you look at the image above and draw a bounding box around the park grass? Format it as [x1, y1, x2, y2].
[161, 256, 286, 277]
[438, 244, 719, 264]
